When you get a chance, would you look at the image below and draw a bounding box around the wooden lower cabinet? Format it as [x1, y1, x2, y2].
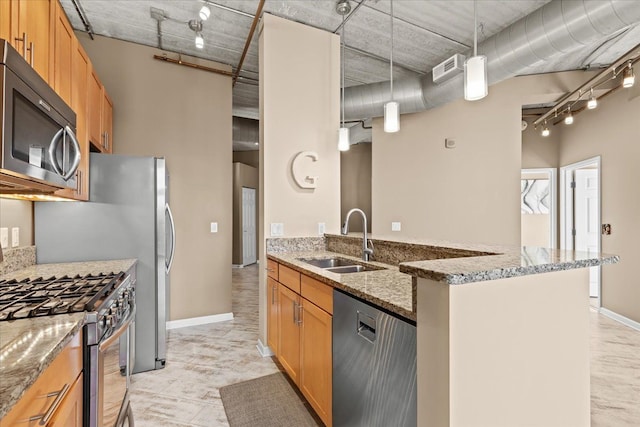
[277, 283, 301, 385]
[48, 372, 83, 427]
[267, 277, 279, 352]
[1, 332, 82, 426]
[300, 298, 332, 427]
[269, 261, 333, 426]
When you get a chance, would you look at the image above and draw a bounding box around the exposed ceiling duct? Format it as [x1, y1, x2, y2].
[343, 0, 640, 121]
[233, 116, 259, 151]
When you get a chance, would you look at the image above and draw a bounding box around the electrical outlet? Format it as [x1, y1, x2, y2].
[0, 228, 8, 249]
[11, 227, 19, 248]
[270, 223, 284, 237]
[210, 222, 218, 233]
[391, 222, 401, 232]
[318, 222, 326, 236]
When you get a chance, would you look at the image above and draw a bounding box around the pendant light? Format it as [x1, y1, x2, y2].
[464, 0, 488, 101]
[337, 1, 351, 151]
[384, 0, 400, 133]
[622, 62, 635, 88]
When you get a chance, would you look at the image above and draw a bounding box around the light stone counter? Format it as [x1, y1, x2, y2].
[267, 250, 415, 321]
[0, 313, 85, 419]
[0, 259, 137, 419]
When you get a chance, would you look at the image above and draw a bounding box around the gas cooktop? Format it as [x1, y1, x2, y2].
[0, 272, 125, 321]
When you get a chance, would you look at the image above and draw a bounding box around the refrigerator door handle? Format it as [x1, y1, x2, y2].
[165, 203, 176, 274]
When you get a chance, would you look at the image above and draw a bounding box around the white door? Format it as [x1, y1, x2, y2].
[242, 187, 257, 265]
[574, 169, 599, 297]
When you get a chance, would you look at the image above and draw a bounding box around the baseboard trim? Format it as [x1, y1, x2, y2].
[166, 312, 234, 330]
[232, 264, 244, 269]
[256, 338, 274, 357]
[599, 307, 640, 332]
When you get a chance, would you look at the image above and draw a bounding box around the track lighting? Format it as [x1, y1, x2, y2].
[564, 107, 573, 125]
[541, 122, 550, 137]
[623, 63, 635, 88]
[189, 19, 204, 49]
[199, 5, 211, 21]
[587, 88, 597, 109]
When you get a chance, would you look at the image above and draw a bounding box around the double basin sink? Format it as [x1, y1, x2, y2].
[297, 257, 385, 274]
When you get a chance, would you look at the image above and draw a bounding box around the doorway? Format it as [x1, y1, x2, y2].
[242, 187, 257, 265]
[560, 157, 601, 306]
[521, 168, 557, 248]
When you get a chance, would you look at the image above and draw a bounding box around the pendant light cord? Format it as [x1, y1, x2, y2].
[390, 0, 394, 101]
[342, 13, 345, 127]
[473, 0, 477, 56]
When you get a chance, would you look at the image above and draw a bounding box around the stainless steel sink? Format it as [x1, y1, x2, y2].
[297, 257, 356, 269]
[297, 257, 384, 274]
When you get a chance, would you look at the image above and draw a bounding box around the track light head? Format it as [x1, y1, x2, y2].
[623, 63, 635, 88]
[199, 5, 211, 21]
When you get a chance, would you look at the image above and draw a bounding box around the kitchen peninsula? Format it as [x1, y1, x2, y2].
[267, 234, 619, 427]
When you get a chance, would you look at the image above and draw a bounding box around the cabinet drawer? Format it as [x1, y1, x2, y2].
[279, 264, 301, 294]
[301, 275, 333, 315]
[267, 259, 279, 280]
[2, 332, 82, 426]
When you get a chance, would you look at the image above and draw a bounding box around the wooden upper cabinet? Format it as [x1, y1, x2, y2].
[0, 1, 11, 42]
[102, 90, 113, 153]
[87, 67, 103, 150]
[55, 36, 90, 200]
[53, 0, 73, 105]
[11, 0, 54, 83]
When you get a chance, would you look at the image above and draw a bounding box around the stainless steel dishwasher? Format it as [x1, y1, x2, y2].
[333, 289, 417, 427]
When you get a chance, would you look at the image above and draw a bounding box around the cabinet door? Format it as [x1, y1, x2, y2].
[54, 38, 90, 200]
[48, 373, 83, 427]
[267, 277, 279, 355]
[300, 300, 332, 427]
[14, 0, 53, 83]
[278, 283, 300, 386]
[87, 67, 103, 150]
[0, 1, 11, 42]
[102, 90, 113, 153]
[53, 1, 73, 105]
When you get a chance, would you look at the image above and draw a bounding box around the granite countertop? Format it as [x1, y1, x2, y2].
[0, 259, 138, 419]
[0, 313, 86, 419]
[399, 246, 619, 285]
[267, 251, 415, 321]
[0, 259, 138, 281]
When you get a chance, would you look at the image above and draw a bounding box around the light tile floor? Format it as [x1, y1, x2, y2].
[129, 264, 640, 426]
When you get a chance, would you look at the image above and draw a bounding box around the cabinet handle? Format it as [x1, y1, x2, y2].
[77, 170, 82, 195]
[27, 383, 71, 425]
[105, 132, 109, 151]
[297, 303, 303, 326]
[271, 284, 276, 305]
[14, 32, 27, 58]
[292, 301, 297, 324]
[28, 42, 34, 66]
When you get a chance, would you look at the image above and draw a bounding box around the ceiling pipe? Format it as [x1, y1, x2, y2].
[343, 0, 640, 121]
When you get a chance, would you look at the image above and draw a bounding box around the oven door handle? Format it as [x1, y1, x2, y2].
[99, 305, 136, 351]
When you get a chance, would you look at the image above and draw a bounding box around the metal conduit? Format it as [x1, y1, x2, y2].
[343, 0, 640, 121]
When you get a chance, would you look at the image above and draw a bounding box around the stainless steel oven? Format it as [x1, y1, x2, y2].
[0, 39, 80, 190]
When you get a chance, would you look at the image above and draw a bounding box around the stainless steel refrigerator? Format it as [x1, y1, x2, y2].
[34, 153, 175, 374]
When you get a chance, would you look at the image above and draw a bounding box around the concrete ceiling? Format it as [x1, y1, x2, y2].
[60, 0, 640, 151]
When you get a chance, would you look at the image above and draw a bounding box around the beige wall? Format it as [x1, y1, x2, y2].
[521, 117, 559, 169]
[372, 70, 591, 246]
[558, 63, 640, 323]
[259, 14, 340, 345]
[232, 162, 258, 265]
[341, 143, 372, 232]
[233, 150, 259, 169]
[80, 34, 233, 321]
[0, 200, 33, 247]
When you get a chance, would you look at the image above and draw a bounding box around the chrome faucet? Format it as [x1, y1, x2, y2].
[342, 208, 373, 261]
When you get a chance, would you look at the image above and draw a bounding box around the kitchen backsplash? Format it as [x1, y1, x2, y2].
[266, 236, 326, 253]
[0, 246, 36, 277]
